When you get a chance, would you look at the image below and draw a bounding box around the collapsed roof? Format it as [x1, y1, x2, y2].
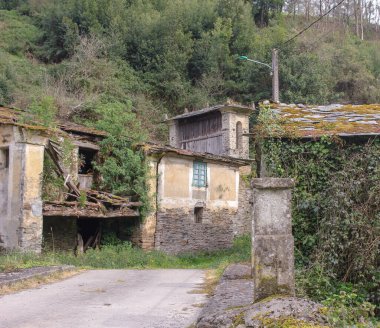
[0, 106, 106, 138]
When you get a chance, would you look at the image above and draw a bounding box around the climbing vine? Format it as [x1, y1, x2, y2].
[254, 105, 380, 310]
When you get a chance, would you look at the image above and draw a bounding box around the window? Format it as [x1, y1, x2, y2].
[0, 148, 9, 169]
[193, 161, 207, 187]
[194, 207, 203, 223]
[78, 148, 97, 174]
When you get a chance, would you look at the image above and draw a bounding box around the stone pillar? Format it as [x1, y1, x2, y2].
[221, 111, 234, 157]
[251, 178, 295, 302]
[18, 143, 45, 252]
[168, 121, 180, 148]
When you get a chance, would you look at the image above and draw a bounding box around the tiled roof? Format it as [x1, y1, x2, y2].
[139, 142, 252, 166]
[167, 103, 254, 121]
[273, 103, 380, 138]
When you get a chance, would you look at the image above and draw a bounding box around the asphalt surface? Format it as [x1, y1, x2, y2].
[0, 269, 206, 328]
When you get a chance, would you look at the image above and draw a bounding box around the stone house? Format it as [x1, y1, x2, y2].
[0, 103, 254, 254]
[132, 144, 252, 254]
[132, 104, 254, 254]
[0, 106, 140, 253]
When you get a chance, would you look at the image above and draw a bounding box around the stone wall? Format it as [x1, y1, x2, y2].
[221, 111, 250, 159]
[234, 177, 252, 236]
[251, 178, 295, 302]
[0, 125, 47, 252]
[155, 208, 235, 254]
[43, 217, 77, 251]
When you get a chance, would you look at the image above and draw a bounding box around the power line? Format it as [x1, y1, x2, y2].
[282, 0, 346, 46]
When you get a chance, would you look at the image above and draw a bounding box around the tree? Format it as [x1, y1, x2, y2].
[251, 0, 284, 27]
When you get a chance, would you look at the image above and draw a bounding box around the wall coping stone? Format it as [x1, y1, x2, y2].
[251, 178, 295, 189]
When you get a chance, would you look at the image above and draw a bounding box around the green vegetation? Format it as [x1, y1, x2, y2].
[255, 107, 380, 325]
[0, 235, 251, 271]
[0, 2, 379, 326]
[0, 1, 380, 114]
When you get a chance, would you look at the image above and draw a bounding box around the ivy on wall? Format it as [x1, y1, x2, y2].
[254, 105, 379, 309]
[261, 137, 380, 304]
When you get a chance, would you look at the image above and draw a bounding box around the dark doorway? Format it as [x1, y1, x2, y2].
[77, 218, 101, 251]
[78, 148, 97, 174]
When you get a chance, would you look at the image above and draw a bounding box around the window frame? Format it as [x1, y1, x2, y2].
[192, 161, 207, 188]
[0, 147, 9, 169]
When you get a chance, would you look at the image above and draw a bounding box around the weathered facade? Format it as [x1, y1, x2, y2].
[167, 104, 252, 159]
[131, 103, 254, 254]
[0, 123, 46, 251]
[1, 102, 254, 254]
[0, 106, 140, 253]
[135, 144, 252, 254]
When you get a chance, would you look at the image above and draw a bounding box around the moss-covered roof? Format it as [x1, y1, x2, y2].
[0, 106, 106, 137]
[274, 103, 380, 138]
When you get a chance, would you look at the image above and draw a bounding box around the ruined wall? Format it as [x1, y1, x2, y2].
[0, 125, 46, 252]
[130, 159, 158, 250]
[43, 217, 77, 251]
[234, 177, 252, 236]
[155, 208, 234, 254]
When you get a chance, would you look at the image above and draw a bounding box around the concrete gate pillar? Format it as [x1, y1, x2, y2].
[251, 178, 295, 302]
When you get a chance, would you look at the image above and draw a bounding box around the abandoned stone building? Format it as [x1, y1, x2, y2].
[0, 106, 140, 253]
[129, 104, 255, 254]
[0, 103, 255, 254]
[133, 143, 252, 254]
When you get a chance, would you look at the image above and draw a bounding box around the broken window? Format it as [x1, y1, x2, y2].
[78, 148, 97, 174]
[78, 148, 97, 190]
[0, 148, 9, 169]
[194, 207, 203, 223]
[193, 161, 207, 187]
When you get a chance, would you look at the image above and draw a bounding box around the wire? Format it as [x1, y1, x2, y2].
[282, 0, 346, 46]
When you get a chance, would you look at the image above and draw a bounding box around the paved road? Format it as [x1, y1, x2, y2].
[0, 269, 206, 328]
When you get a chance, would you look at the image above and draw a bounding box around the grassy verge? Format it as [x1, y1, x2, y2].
[0, 270, 81, 296]
[0, 235, 251, 272]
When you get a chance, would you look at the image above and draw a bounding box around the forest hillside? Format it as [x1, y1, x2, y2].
[0, 0, 380, 141]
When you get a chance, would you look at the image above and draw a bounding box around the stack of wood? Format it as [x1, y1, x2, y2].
[44, 139, 141, 218]
[76, 229, 102, 254]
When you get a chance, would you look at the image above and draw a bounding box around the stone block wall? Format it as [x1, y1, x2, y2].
[155, 208, 235, 254]
[0, 125, 47, 252]
[234, 176, 252, 236]
[43, 217, 77, 251]
[251, 178, 295, 302]
[221, 111, 249, 159]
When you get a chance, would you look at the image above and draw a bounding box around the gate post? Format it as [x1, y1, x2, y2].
[251, 178, 295, 302]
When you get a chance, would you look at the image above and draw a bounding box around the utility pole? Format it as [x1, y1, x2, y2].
[272, 49, 279, 103]
[239, 49, 280, 103]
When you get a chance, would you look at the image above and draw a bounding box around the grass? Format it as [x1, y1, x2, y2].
[0, 270, 81, 296]
[0, 235, 251, 272]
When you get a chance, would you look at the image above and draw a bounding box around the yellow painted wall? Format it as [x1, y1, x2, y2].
[24, 144, 44, 201]
[209, 164, 236, 201]
[163, 157, 190, 198]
